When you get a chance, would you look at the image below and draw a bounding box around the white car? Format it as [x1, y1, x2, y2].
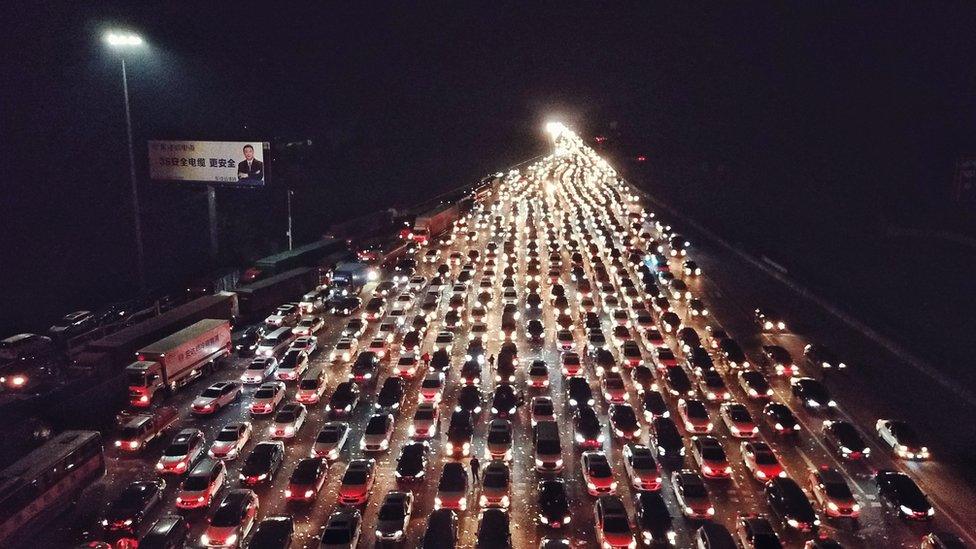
[330, 338, 359, 362]
[241, 357, 276, 385]
[250, 382, 286, 416]
[290, 335, 318, 355]
[312, 422, 350, 461]
[394, 293, 415, 310]
[292, 316, 324, 336]
[276, 349, 309, 381]
[408, 276, 428, 292]
[530, 396, 556, 427]
[420, 371, 446, 403]
[367, 337, 390, 359]
[208, 422, 252, 460]
[395, 353, 420, 378]
[434, 331, 455, 352]
[361, 413, 395, 452]
[410, 402, 439, 440]
[388, 308, 408, 327]
[270, 403, 308, 439]
[191, 381, 242, 416]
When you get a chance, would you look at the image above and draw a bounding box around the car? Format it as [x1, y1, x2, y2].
[285, 457, 328, 503]
[677, 398, 712, 434]
[342, 318, 366, 339]
[361, 413, 395, 452]
[762, 402, 801, 436]
[876, 419, 929, 460]
[435, 462, 471, 511]
[720, 339, 749, 369]
[691, 435, 732, 479]
[250, 381, 286, 416]
[395, 441, 430, 482]
[698, 370, 730, 402]
[803, 343, 847, 370]
[631, 365, 656, 395]
[738, 370, 773, 399]
[620, 341, 643, 368]
[326, 381, 361, 418]
[156, 428, 205, 475]
[641, 389, 670, 421]
[581, 451, 617, 495]
[874, 469, 935, 520]
[623, 444, 661, 490]
[791, 377, 837, 410]
[601, 372, 629, 403]
[319, 509, 362, 549]
[446, 410, 474, 457]
[634, 491, 676, 546]
[664, 367, 695, 397]
[735, 515, 782, 549]
[479, 460, 511, 509]
[455, 384, 484, 417]
[485, 419, 514, 461]
[330, 338, 359, 362]
[139, 514, 190, 548]
[366, 336, 390, 360]
[312, 422, 350, 461]
[374, 377, 405, 414]
[270, 402, 308, 440]
[296, 368, 327, 404]
[208, 422, 252, 461]
[720, 402, 758, 438]
[190, 381, 242, 416]
[689, 298, 709, 317]
[241, 357, 277, 385]
[276, 349, 309, 381]
[431, 347, 452, 371]
[537, 478, 570, 527]
[526, 360, 550, 388]
[765, 477, 820, 532]
[290, 335, 318, 355]
[476, 508, 512, 549]
[420, 371, 447, 403]
[560, 351, 582, 376]
[683, 259, 701, 277]
[921, 532, 968, 549]
[240, 441, 285, 486]
[823, 420, 871, 460]
[176, 459, 225, 510]
[526, 319, 546, 341]
[653, 347, 677, 369]
[101, 479, 166, 535]
[434, 330, 455, 352]
[741, 441, 785, 482]
[460, 359, 483, 385]
[374, 492, 413, 544]
[567, 376, 595, 409]
[491, 384, 520, 418]
[672, 470, 714, 519]
[809, 466, 860, 518]
[609, 403, 641, 440]
[530, 395, 556, 426]
[421, 509, 458, 549]
[339, 459, 376, 506]
[651, 416, 685, 461]
[594, 495, 635, 549]
[248, 516, 294, 549]
[200, 489, 258, 548]
[573, 405, 604, 449]
[755, 308, 786, 332]
[762, 345, 798, 376]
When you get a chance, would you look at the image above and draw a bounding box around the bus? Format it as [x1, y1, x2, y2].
[0, 431, 105, 544]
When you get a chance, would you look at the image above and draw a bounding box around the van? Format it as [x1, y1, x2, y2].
[256, 327, 295, 358]
[533, 421, 564, 472]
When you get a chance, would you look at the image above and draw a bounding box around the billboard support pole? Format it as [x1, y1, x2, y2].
[121, 57, 147, 294]
[207, 185, 218, 262]
[286, 189, 294, 250]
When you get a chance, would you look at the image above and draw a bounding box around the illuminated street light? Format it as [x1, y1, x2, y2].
[545, 121, 566, 138]
[103, 30, 147, 293]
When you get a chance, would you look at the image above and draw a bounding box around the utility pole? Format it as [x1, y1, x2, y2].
[286, 189, 294, 250]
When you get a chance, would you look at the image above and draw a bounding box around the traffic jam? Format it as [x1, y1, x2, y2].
[85, 126, 966, 549]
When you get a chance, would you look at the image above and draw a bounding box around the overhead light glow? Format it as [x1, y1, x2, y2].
[105, 31, 144, 47]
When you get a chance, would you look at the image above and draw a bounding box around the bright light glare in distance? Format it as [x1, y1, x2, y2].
[545, 121, 567, 137]
[105, 31, 144, 47]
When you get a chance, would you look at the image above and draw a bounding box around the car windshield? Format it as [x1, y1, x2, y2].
[488, 429, 511, 443]
[604, 515, 629, 532]
[292, 463, 319, 483]
[681, 480, 707, 497]
[201, 387, 222, 398]
[255, 388, 275, 399]
[730, 408, 751, 421]
[633, 456, 655, 469]
[211, 499, 245, 526]
[275, 410, 297, 423]
[163, 443, 189, 457]
[113, 487, 149, 510]
[378, 502, 405, 521]
[755, 450, 777, 464]
[589, 459, 611, 476]
[247, 362, 268, 371]
[701, 446, 725, 461]
[322, 527, 352, 544]
[344, 469, 368, 484]
[484, 471, 508, 488]
[422, 378, 441, 389]
[317, 429, 341, 443]
[439, 471, 465, 490]
[824, 480, 852, 499]
[365, 418, 389, 435]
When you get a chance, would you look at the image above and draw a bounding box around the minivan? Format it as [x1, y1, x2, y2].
[257, 327, 296, 359]
[534, 421, 564, 472]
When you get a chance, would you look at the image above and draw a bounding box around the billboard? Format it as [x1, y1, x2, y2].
[148, 140, 270, 186]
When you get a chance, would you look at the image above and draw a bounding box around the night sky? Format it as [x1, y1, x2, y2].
[3, 3, 976, 337]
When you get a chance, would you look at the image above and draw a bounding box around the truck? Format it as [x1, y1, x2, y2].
[331, 262, 373, 296]
[125, 319, 232, 407]
[240, 238, 346, 283]
[411, 202, 459, 244]
[70, 292, 238, 379]
[114, 406, 179, 452]
[235, 267, 319, 321]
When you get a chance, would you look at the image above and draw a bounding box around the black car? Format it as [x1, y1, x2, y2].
[634, 491, 675, 546]
[526, 293, 543, 314]
[491, 385, 520, 418]
[431, 348, 451, 372]
[396, 441, 430, 482]
[567, 377, 595, 408]
[476, 509, 512, 549]
[249, 515, 294, 549]
[326, 381, 361, 418]
[376, 377, 405, 414]
[719, 339, 748, 369]
[495, 352, 517, 384]
[233, 325, 264, 357]
[664, 367, 694, 397]
[609, 404, 641, 439]
[320, 509, 361, 548]
[421, 509, 458, 549]
[102, 479, 166, 535]
[822, 420, 871, 461]
[641, 390, 670, 421]
[350, 351, 379, 384]
[763, 402, 801, 436]
[460, 359, 483, 385]
[876, 470, 933, 519]
[240, 441, 285, 486]
[456, 384, 484, 415]
[538, 479, 571, 528]
[765, 477, 819, 532]
[527, 319, 545, 341]
[632, 365, 655, 394]
[791, 377, 836, 411]
[573, 405, 603, 448]
[139, 515, 189, 549]
[651, 417, 685, 461]
[447, 410, 474, 458]
[804, 344, 847, 370]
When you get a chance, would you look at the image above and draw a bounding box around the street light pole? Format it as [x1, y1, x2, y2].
[120, 56, 146, 294]
[286, 189, 294, 250]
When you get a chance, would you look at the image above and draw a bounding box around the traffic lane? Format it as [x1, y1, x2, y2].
[684, 240, 976, 544]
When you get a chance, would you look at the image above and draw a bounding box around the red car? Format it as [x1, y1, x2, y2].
[561, 352, 583, 376]
[582, 452, 617, 496]
[741, 441, 785, 482]
[677, 399, 713, 434]
[339, 459, 375, 506]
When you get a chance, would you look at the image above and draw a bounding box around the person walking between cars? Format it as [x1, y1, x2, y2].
[421, 351, 431, 367]
[471, 457, 480, 486]
[488, 354, 495, 367]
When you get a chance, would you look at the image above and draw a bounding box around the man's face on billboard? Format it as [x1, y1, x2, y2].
[243, 146, 254, 161]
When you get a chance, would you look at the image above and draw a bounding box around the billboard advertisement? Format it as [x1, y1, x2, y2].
[148, 140, 270, 186]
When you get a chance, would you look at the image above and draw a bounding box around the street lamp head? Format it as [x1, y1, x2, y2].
[545, 121, 566, 138]
[105, 31, 144, 47]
